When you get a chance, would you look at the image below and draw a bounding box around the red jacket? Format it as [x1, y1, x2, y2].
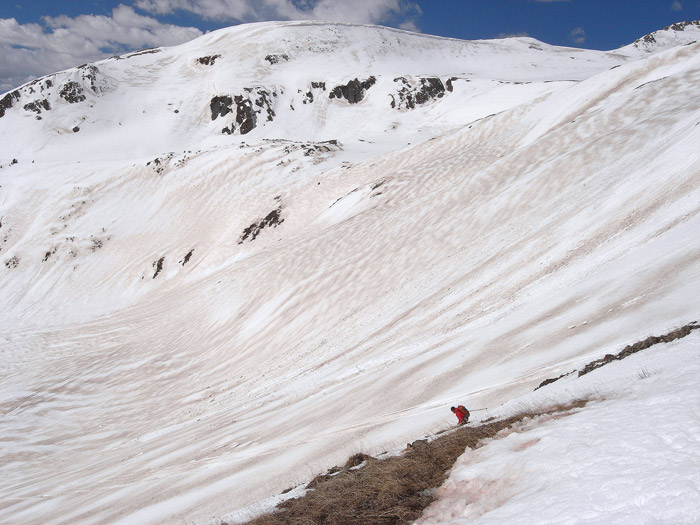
[454, 405, 469, 424]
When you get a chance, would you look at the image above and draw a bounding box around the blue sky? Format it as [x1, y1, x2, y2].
[1, 0, 699, 91]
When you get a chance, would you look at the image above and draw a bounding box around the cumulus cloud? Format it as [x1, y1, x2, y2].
[134, 0, 421, 26]
[671, 1, 683, 11]
[0, 5, 201, 92]
[570, 26, 585, 44]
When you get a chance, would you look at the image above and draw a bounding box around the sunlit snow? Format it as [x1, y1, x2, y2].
[1, 20, 699, 524]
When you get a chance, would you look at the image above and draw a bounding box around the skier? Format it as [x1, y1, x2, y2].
[451, 405, 470, 425]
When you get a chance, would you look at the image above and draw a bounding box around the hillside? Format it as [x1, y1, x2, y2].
[1, 21, 699, 524]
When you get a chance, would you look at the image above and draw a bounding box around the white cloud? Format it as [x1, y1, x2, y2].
[671, 1, 683, 11]
[134, 0, 421, 26]
[570, 26, 585, 44]
[0, 5, 201, 92]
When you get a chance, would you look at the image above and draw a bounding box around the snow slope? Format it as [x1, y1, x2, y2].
[1, 21, 699, 524]
[418, 332, 700, 524]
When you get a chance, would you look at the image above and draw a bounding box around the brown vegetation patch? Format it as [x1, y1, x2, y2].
[244, 400, 588, 525]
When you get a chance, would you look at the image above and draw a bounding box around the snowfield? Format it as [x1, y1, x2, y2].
[1, 20, 700, 524]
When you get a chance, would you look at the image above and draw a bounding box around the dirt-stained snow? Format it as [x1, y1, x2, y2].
[1, 21, 699, 524]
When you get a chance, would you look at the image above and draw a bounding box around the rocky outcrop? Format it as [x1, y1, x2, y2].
[238, 206, 284, 243]
[301, 81, 326, 104]
[633, 20, 700, 52]
[1, 64, 110, 120]
[265, 54, 289, 65]
[211, 87, 278, 135]
[23, 99, 51, 114]
[59, 82, 86, 104]
[210, 95, 233, 120]
[152, 257, 165, 279]
[197, 55, 221, 66]
[0, 90, 20, 119]
[390, 77, 446, 110]
[329, 77, 376, 104]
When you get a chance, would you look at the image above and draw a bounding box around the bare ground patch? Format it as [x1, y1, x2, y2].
[242, 400, 588, 525]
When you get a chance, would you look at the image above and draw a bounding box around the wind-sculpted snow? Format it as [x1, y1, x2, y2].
[0, 21, 699, 524]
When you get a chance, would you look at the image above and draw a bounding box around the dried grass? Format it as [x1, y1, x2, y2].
[243, 399, 588, 525]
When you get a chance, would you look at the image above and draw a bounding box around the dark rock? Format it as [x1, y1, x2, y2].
[59, 81, 86, 103]
[265, 54, 289, 65]
[0, 90, 20, 118]
[210, 95, 233, 120]
[72, 126, 80, 133]
[179, 249, 194, 266]
[253, 90, 276, 122]
[391, 77, 446, 110]
[42, 247, 57, 262]
[23, 99, 50, 114]
[329, 76, 376, 104]
[197, 54, 221, 66]
[152, 257, 165, 279]
[238, 207, 284, 243]
[234, 95, 256, 134]
[4, 255, 19, 268]
[303, 82, 326, 104]
[78, 64, 104, 93]
[211, 88, 277, 134]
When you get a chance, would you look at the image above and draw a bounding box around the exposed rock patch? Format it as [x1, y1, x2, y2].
[59, 81, 86, 104]
[329, 77, 376, 104]
[197, 54, 221, 66]
[390, 77, 446, 110]
[179, 249, 194, 266]
[23, 99, 50, 115]
[265, 54, 289, 64]
[146, 153, 176, 174]
[210, 95, 233, 120]
[633, 20, 700, 51]
[0, 90, 20, 119]
[42, 247, 57, 262]
[279, 139, 342, 164]
[238, 207, 284, 243]
[152, 257, 165, 279]
[213, 87, 277, 135]
[4, 255, 19, 268]
[302, 81, 326, 104]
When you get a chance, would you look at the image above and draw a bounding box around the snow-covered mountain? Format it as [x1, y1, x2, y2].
[1, 21, 699, 524]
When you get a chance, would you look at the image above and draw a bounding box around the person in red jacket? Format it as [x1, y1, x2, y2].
[451, 405, 470, 425]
